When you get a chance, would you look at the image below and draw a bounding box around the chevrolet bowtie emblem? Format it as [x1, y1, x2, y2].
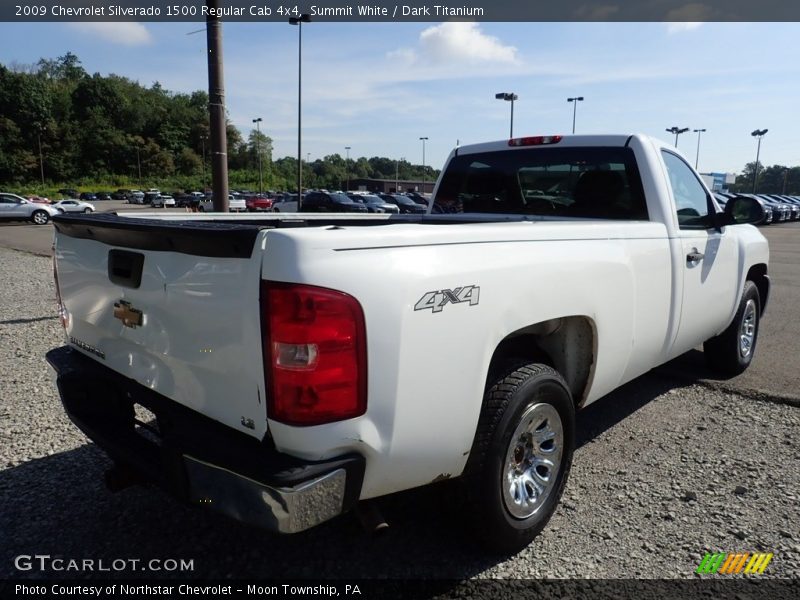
[113, 300, 143, 328]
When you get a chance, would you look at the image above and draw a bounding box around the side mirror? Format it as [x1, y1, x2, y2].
[718, 195, 765, 227]
[20, 199, 28, 204]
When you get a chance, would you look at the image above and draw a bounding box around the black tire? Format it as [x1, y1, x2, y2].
[462, 363, 575, 554]
[703, 280, 761, 376]
[31, 210, 50, 225]
[83, 208, 91, 213]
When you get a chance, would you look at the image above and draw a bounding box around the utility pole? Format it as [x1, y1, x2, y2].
[206, 0, 229, 211]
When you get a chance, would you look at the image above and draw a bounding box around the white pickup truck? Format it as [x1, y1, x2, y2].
[47, 134, 769, 553]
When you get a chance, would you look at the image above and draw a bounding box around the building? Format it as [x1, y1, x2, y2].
[700, 172, 736, 193]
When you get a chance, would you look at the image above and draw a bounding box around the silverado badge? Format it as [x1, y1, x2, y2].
[113, 300, 144, 328]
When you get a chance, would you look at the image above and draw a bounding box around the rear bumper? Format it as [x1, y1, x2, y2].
[46, 346, 364, 534]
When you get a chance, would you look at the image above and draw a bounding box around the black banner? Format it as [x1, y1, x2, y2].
[2, 579, 799, 600]
[3, 1, 800, 22]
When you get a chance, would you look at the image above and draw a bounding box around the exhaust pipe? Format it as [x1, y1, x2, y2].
[356, 500, 389, 535]
[104, 464, 142, 492]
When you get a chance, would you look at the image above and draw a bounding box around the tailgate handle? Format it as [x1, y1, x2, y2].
[108, 250, 144, 288]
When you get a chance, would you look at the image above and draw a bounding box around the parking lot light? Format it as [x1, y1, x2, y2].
[666, 126, 690, 148]
[567, 97, 584, 134]
[693, 128, 706, 170]
[495, 92, 518, 138]
[751, 129, 768, 193]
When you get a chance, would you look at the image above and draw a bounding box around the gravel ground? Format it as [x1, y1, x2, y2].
[1, 246, 798, 587]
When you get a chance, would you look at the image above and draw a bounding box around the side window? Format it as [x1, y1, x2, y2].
[661, 150, 712, 229]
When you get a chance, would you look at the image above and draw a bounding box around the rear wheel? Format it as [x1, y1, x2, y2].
[704, 281, 761, 376]
[462, 363, 574, 553]
[31, 210, 50, 225]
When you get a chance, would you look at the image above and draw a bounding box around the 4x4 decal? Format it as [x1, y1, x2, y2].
[414, 286, 480, 313]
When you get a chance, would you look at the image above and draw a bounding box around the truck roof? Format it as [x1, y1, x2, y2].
[456, 134, 647, 156]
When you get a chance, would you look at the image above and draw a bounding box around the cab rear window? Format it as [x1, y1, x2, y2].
[433, 147, 647, 220]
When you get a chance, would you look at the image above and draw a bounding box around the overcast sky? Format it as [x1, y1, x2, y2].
[2, 21, 797, 173]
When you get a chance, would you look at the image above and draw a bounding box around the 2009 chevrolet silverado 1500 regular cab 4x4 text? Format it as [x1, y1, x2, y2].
[47, 134, 769, 552]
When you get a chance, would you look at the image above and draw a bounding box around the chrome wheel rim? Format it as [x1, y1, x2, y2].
[739, 299, 757, 358]
[503, 402, 563, 519]
[33, 212, 48, 224]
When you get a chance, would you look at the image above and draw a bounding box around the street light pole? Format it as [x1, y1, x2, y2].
[252, 117, 263, 194]
[289, 13, 311, 209]
[344, 146, 351, 192]
[693, 128, 706, 170]
[567, 96, 584, 134]
[419, 137, 428, 193]
[751, 129, 768, 193]
[495, 92, 518, 138]
[666, 126, 689, 148]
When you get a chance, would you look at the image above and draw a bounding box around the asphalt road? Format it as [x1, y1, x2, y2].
[2, 212, 797, 400]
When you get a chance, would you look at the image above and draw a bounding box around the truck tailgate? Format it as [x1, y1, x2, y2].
[53, 215, 269, 440]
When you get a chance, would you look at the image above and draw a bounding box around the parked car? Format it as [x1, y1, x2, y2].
[405, 192, 430, 206]
[347, 192, 400, 213]
[756, 195, 790, 222]
[246, 195, 274, 212]
[52, 199, 95, 214]
[127, 190, 145, 204]
[198, 194, 247, 213]
[144, 192, 161, 206]
[79, 192, 97, 202]
[150, 194, 176, 208]
[769, 195, 800, 220]
[378, 193, 426, 214]
[0, 192, 59, 224]
[301, 191, 368, 213]
[112, 189, 131, 200]
[58, 188, 78, 198]
[95, 192, 112, 201]
[158, 195, 176, 208]
[46, 133, 769, 554]
[271, 193, 300, 212]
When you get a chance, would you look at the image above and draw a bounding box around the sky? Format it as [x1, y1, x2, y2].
[1, 20, 798, 174]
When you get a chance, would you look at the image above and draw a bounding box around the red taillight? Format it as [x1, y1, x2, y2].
[508, 135, 563, 147]
[261, 281, 367, 426]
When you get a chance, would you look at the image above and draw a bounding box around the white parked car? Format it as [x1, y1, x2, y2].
[0, 192, 59, 224]
[52, 200, 95, 214]
[199, 194, 246, 213]
[128, 190, 145, 204]
[150, 195, 176, 208]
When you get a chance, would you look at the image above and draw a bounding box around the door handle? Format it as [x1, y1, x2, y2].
[686, 249, 705, 264]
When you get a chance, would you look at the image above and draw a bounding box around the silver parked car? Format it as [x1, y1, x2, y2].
[52, 199, 95, 214]
[0, 193, 60, 225]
